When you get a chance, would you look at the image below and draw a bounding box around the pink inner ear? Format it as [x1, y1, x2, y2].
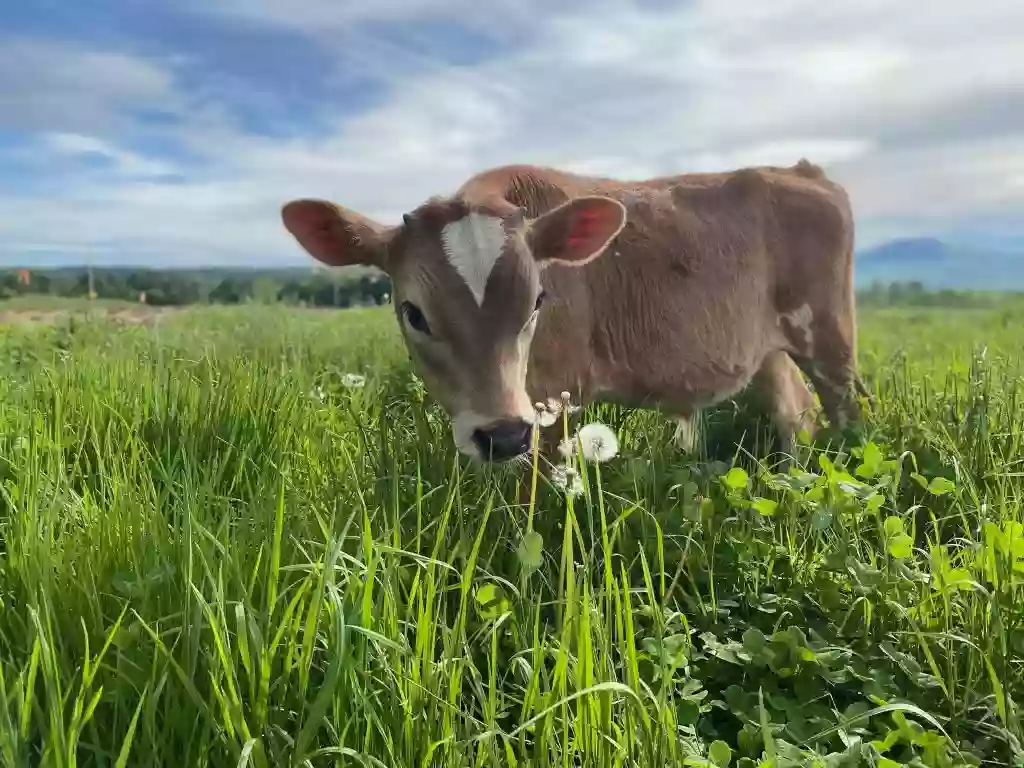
[566, 208, 611, 248]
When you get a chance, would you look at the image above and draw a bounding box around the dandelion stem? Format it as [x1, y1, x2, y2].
[527, 422, 540, 533]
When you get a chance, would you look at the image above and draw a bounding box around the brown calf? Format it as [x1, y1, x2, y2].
[281, 159, 862, 464]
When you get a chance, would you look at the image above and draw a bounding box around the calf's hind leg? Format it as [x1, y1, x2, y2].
[797, 315, 863, 432]
[779, 297, 864, 433]
[750, 350, 819, 457]
[670, 352, 815, 460]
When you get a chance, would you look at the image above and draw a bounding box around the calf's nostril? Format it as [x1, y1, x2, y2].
[471, 420, 532, 460]
[509, 422, 531, 449]
[471, 428, 491, 453]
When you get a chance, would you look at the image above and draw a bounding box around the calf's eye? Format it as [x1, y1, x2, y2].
[534, 290, 546, 312]
[401, 301, 431, 335]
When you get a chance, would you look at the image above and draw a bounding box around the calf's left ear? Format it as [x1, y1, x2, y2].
[526, 196, 627, 266]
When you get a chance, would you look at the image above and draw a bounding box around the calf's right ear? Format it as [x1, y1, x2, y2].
[281, 199, 394, 270]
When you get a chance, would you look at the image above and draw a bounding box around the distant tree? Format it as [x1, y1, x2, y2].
[0, 266, 432, 311]
[209, 277, 253, 304]
[251, 277, 279, 304]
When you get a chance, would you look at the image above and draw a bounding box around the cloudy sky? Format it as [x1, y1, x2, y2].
[1, 0, 1021, 267]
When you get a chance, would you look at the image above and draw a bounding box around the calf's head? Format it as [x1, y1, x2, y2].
[281, 194, 626, 462]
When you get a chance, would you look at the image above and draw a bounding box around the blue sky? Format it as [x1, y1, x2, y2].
[1, 0, 1022, 267]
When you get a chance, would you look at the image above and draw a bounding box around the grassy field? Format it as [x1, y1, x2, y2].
[1, 299, 1023, 767]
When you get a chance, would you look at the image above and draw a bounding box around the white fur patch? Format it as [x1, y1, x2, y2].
[440, 213, 507, 305]
[674, 415, 699, 453]
[782, 303, 815, 351]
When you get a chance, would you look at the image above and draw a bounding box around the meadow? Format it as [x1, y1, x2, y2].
[1, 298, 1023, 767]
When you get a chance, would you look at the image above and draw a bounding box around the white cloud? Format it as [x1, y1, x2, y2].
[832, 136, 1024, 227]
[208, 0, 569, 36]
[42, 133, 178, 178]
[0, 38, 179, 134]
[211, 0, 467, 28]
[687, 139, 874, 174]
[1, 0, 1023, 265]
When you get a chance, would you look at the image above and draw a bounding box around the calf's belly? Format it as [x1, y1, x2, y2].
[594, 359, 759, 415]
[591, 324, 781, 416]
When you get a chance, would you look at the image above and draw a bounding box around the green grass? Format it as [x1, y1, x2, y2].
[1, 300, 1023, 767]
[0, 295, 148, 313]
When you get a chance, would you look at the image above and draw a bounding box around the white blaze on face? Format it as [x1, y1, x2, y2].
[440, 213, 507, 305]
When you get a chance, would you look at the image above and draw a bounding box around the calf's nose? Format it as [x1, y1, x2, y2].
[472, 418, 532, 461]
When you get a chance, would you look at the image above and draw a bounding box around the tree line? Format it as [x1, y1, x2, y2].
[856, 280, 1021, 309]
[1, 268, 1018, 310]
[0, 267, 392, 308]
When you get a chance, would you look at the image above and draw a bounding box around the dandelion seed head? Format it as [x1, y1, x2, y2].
[577, 422, 619, 463]
[535, 408, 559, 427]
[534, 398, 563, 427]
[553, 393, 581, 415]
[550, 465, 584, 497]
[557, 436, 577, 458]
[567, 475, 584, 497]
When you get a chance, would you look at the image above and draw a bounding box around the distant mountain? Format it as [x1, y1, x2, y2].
[855, 237, 1024, 290]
